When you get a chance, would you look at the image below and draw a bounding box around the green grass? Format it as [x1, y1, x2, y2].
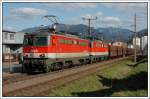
[47, 58, 148, 97]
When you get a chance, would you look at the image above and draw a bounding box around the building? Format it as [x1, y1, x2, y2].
[2, 30, 25, 53]
[127, 44, 134, 48]
[132, 37, 141, 48]
[141, 36, 148, 50]
[132, 36, 148, 50]
[2, 30, 25, 61]
[3, 30, 16, 54]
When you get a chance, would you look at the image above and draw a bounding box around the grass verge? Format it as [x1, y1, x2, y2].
[47, 58, 148, 97]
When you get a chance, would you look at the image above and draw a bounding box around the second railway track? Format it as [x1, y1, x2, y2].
[3, 57, 129, 96]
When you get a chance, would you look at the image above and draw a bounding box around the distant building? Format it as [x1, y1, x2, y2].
[132, 37, 141, 48]
[2, 30, 25, 54]
[132, 36, 148, 50]
[127, 44, 134, 48]
[141, 36, 148, 50]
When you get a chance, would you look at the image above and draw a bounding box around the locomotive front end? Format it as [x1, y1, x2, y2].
[23, 34, 49, 73]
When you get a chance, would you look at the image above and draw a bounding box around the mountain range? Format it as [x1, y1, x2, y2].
[20, 24, 147, 42]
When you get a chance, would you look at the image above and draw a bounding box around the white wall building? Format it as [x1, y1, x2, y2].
[128, 44, 134, 48]
[141, 36, 148, 50]
[132, 37, 141, 48]
[132, 36, 148, 50]
[2, 30, 25, 54]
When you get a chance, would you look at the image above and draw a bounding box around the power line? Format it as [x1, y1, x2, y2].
[134, 13, 137, 63]
[130, 13, 137, 63]
[82, 16, 97, 64]
[82, 16, 97, 37]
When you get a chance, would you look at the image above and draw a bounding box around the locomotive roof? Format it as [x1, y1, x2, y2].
[25, 30, 106, 43]
[25, 30, 88, 40]
[25, 33, 108, 43]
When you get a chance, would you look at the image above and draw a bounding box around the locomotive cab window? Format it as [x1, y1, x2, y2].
[24, 36, 48, 46]
[24, 36, 34, 46]
[34, 36, 48, 46]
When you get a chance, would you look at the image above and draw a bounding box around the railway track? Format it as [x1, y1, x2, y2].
[3, 57, 129, 96]
[3, 63, 92, 85]
[3, 73, 42, 85]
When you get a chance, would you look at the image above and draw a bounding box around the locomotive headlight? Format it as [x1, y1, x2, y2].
[24, 54, 28, 58]
[39, 54, 45, 58]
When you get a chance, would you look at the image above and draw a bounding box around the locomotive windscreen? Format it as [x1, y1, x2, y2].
[24, 36, 48, 46]
[34, 36, 48, 46]
[24, 36, 34, 46]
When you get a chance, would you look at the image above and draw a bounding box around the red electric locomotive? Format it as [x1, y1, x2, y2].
[23, 29, 135, 73]
[91, 41, 109, 61]
[23, 30, 109, 73]
[22, 15, 136, 74]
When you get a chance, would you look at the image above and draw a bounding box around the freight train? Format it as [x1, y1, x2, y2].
[22, 30, 134, 74]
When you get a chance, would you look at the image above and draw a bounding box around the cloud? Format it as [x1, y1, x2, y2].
[99, 16, 121, 27]
[82, 12, 103, 19]
[96, 12, 103, 16]
[81, 12, 121, 27]
[101, 3, 147, 11]
[45, 3, 147, 13]
[44, 3, 97, 10]
[10, 8, 47, 19]
[101, 3, 147, 17]
[67, 3, 97, 9]
[100, 3, 147, 28]
[102, 16, 120, 23]
[63, 12, 103, 26]
[82, 14, 94, 19]
[3, 26, 15, 31]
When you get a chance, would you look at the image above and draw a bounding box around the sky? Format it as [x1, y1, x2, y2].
[2, 2, 148, 32]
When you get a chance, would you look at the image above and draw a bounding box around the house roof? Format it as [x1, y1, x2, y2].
[2, 30, 16, 33]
